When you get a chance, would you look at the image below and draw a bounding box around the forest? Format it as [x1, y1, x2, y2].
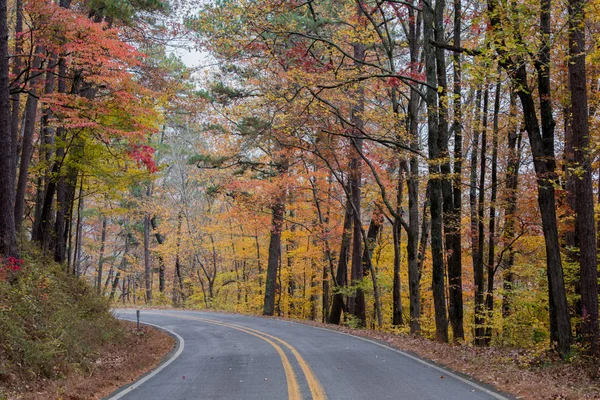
[0, 0, 599, 362]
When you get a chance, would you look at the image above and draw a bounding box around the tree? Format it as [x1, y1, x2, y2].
[0, 0, 17, 259]
[567, 0, 599, 353]
[487, 0, 572, 356]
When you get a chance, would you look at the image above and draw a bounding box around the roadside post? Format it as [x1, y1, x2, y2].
[136, 309, 140, 330]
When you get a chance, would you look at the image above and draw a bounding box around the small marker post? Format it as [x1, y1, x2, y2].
[136, 309, 140, 330]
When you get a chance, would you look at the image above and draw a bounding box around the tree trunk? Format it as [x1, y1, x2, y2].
[150, 216, 166, 292]
[424, 0, 448, 342]
[485, 79, 501, 344]
[406, 5, 422, 333]
[109, 271, 121, 301]
[14, 52, 44, 233]
[0, 0, 17, 258]
[103, 262, 114, 296]
[502, 95, 521, 318]
[32, 58, 57, 239]
[475, 87, 489, 346]
[488, 0, 571, 356]
[173, 211, 185, 305]
[96, 217, 107, 294]
[436, 0, 463, 342]
[347, 24, 366, 325]
[144, 214, 152, 304]
[328, 198, 352, 324]
[568, 0, 599, 354]
[264, 199, 285, 316]
[448, 0, 465, 342]
[9, 0, 22, 187]
[73, 178, 84, 275]
[392, 171, 404, 326]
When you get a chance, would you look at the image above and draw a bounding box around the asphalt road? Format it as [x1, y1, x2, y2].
[109, 309, 510, 400]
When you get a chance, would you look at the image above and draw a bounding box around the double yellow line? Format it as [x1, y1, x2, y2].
[150, 313, 327, 400]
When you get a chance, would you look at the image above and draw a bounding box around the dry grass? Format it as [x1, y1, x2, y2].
[3, 321, 174, 400]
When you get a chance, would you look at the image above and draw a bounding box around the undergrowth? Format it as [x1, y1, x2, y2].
[0, 245, 124, 391]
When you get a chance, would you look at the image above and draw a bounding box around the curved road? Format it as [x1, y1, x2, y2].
[110, 310, 510, 400]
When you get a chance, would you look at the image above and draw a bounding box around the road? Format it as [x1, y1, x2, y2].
[109, 310, 510, 400]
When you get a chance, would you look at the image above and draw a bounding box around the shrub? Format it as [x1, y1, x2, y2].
[0, 247, 124, 383]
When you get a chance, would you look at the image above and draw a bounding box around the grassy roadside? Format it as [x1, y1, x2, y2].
[0, 248, 174, 400]
[3, 321, 174, 400]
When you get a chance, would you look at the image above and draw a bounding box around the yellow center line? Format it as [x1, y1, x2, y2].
[208, 319, 327, 400]
[169, 314, 301, 400]
[146, 312, 326, 400]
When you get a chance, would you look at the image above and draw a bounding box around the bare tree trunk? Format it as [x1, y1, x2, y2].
[475, 87, 489, 346]
[172, 212, 185, 305]
[144, 214, 152, 304]
[96, 217, 107, 294]
[310, 241, 320, 321]
[346, 4, 367, 325]
[307, 170, 335, 323]
[424, 0, 448, 342]
[0, 0, 17, 258]
[329, 198, 352, 324]
[470, 89, 482, 335]
[150, 216, 166, 292]
[286, 216, 297, 315]
[14, 52, 44, 232]
[73, 178, 84, 275]
[436, 0, 462, 342]
[32, 58, 57, 239]
[264, 199, 285, 316]
[485, 79, 501, 344]
[103, 262, 114, 296]
[406, 4, 422, 334]
[109, 271, 121, 301]
[255, 233, 263, 294]
[448, 0, 465, 342]
[9, 0, 22, 186]
[568, 0, 598, 354]
[392, 172, 404, 326]
[502, 95, 521, 318]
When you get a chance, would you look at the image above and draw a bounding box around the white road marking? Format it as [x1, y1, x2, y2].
[106, 317, 185, 400]
[110, 310, 509, 400]
[282, 320, 510, 400]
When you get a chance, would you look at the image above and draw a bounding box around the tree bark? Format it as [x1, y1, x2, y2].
[568, 0, 599, 354]
[173, 211, 185, 305]
[32, 57, 57, 239]
[436, 0, 463, 342]
[0, 0, 17, 258]
[14, 52, 44, 233]
[96, 217, 107, 294]
[347, 25, 366, 325]
[263, 199, 285, 316]
[491, 0, 571, 356]
[424, 0, 449, 342]
[150, 216, 166, 292]
[475, 87, 488, 346]
[328, 198, 352, 324]
[392, 171, 404, 326]
[406, 5, 422, 334]
[9, 0, 22, 185]
[144, 213, 152, 304]
[447, 0, 465, 342]
[502, 94, 521, 318]
[485, 79, 501, 344]
[73, 178, 84, 275]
